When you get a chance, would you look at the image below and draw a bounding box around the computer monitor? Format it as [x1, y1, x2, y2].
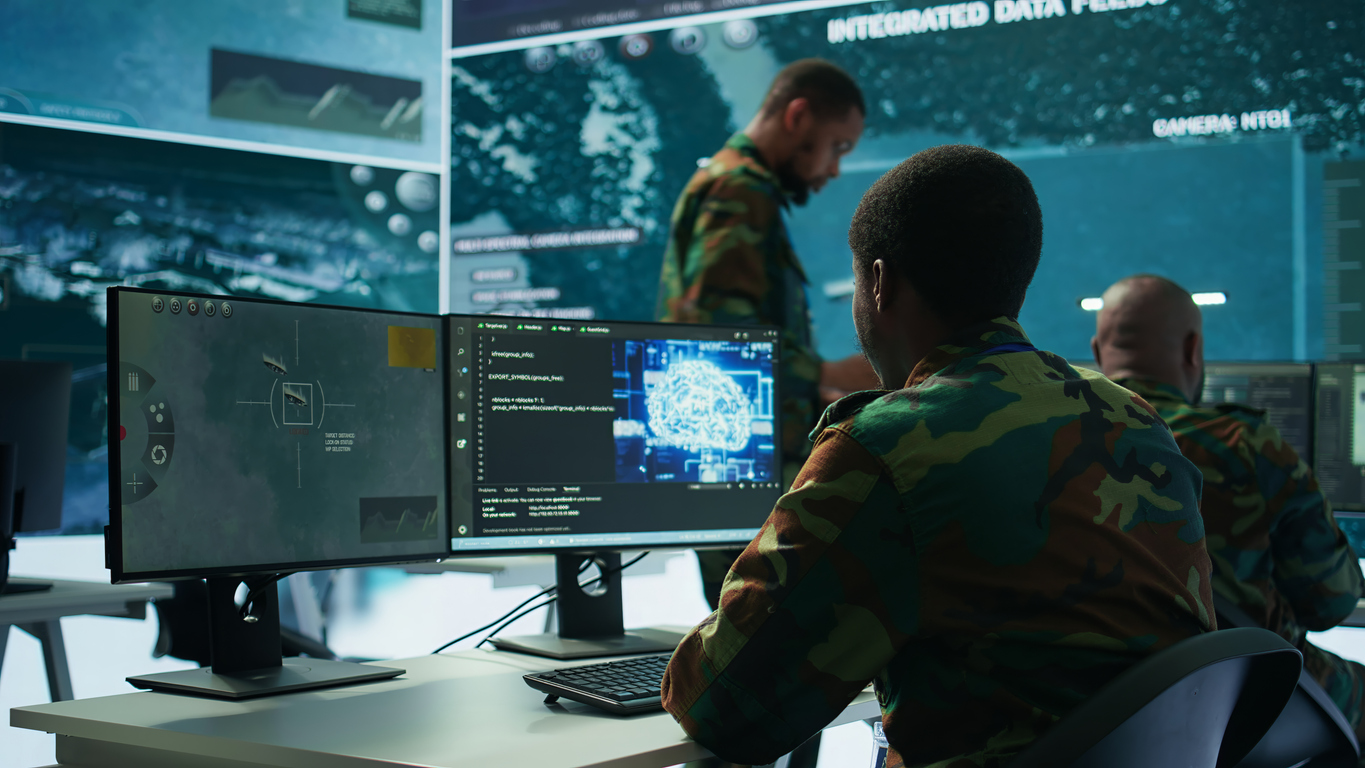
[1199, 363, 1314, 463]
[1334, 512, 1365, 563]
[0, 360, 72, 593]
[447, 316, 783, 658]
[107, 287, 449, 697]
[1313, 363, 1365, 512]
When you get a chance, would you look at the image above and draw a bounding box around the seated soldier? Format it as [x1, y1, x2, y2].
[660, 145, 1215, 768]
[1092, 273, 1365, 745]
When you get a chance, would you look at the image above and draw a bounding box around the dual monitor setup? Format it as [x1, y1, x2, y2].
[103, 287, 782, 697]
[12, 292, 1365, 700]
[1192, 362, 1365, 512]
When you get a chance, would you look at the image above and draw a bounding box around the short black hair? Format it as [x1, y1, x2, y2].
[848, 145, 1042, 324]
[759, 59, 865, 121]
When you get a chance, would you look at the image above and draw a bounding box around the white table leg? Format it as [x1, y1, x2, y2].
[0, 623, 10, 678]
[17, 619, 74, 701]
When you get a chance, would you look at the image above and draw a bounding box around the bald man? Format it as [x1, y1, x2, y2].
[1093, 273, 1365, 741]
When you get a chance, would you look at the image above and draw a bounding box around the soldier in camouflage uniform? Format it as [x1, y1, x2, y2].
[1093, 273, 1365, 746]
[657, 58, 867, 485]
[662, 146, 1215, 768]
[655, 60, 869, 627]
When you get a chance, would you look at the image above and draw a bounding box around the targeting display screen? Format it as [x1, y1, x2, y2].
[110, 288, 447, 580]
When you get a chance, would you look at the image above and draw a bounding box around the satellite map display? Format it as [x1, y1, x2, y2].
[0, 123, 441, 534]
[448, 0, 1364, 363]
[113, 289, 446, 578]
[613, 339, 777, 484]
[0, 0, 442, 163]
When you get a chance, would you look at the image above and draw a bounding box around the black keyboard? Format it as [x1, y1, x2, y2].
[524, 653, 671, 715]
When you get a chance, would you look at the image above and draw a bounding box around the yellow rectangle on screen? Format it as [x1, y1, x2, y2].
[388, 326, 437, 369]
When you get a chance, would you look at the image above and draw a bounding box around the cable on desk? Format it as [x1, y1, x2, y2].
[431, 552, 650, 654]
[475, 551, 651, 649]
[475, 598, 558, 648]
[429, 557, 597, 654]
[432, 586, 558, 653]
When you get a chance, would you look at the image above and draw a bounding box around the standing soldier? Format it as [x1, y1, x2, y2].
[656, 57, 869, 768]
[656, 58, 870, 608]
[1092, 273, 1365, 745]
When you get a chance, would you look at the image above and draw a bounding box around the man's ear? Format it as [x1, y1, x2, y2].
[1090, 336, 1102, 367]
[783, 97, 812, 133]
[1182, 330, 1201, 369]
[872, 259, 894, 313]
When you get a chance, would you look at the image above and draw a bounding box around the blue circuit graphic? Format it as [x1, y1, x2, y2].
[613, 339, 776, 484]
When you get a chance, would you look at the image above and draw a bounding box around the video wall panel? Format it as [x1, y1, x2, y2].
[445, 0, 1363, 362]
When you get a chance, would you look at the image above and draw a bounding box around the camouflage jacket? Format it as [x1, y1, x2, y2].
[662, 319, 1215, 768]
[1117, 378, 1363, 645]
[655, 132, 821, 474]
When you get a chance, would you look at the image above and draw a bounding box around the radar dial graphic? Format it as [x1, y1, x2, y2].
[118, 362, 176, 504]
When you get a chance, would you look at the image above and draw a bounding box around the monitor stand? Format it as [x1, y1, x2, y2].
[0, 527, 51, 595]
[128, 576, 404, 699]
[489, 552, 684, 660]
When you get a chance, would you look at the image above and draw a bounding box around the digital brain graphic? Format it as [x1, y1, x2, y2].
[646, 360, 752, 452]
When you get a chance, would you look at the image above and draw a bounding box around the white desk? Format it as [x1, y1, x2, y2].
[1, 578, 173, 702]
[12, 647, 878, 767]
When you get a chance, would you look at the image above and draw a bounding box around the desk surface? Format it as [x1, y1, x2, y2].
[12, 647, 878, 768]
[0, 578, 173, 625]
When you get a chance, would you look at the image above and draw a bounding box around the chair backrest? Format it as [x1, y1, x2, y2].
[1009, 628, 1302, 768]
[1214, 595, 1361, 768]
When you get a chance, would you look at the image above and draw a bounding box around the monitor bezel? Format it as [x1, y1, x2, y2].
[441, 313, 786, 559]
[1314, 361, 1365, 513]
[107, 286, 453, 584]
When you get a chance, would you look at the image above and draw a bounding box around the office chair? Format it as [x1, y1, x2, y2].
[1213, 595, 1361, 768]
[1008, 627, 1301, 768]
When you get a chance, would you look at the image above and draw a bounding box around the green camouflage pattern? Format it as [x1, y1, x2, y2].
[1118, 377, 1365, 731]
[655, 132, 821, 473]
[662, 318, 1215, 768]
